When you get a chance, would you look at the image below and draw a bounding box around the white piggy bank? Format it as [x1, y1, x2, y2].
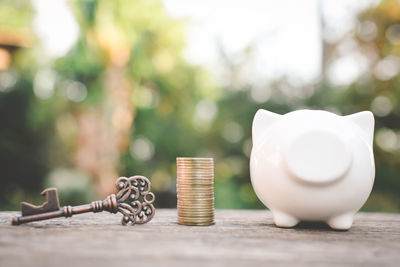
[250, 109, 375, 230]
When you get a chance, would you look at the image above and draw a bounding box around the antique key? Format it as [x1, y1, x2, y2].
[12, 176, 155, 226]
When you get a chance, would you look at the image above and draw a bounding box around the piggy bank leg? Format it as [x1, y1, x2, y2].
[327, 213, 354, 230]
[272, 210, 299, 228]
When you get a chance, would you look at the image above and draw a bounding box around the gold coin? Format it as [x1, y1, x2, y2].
[178, 216, 214, 221]
[177, 173, 213, 175]
[177, 178, 214, 180]
[177, 201, 214, 206]
[177, 167, 213, 170]
[179, 202, 214, 205]
[178, 215, 214, 218]
[178, 213, 214, 218]
[177, 192, 214, 196]
[178, 221, 214, 226]
[178, 215, 214, 219]
[177, 200, 214, 205]
[177, 195, 214, 198]
[178, 213, 214, 216]
[176, 157, 213, 161]
[177, 170, 214, 173]
[177, 191, 214, 194]
[177, 164, 213, 167]
[177, 169, 213, 172]
[178, 200, 214, 203]
[177, 187, 214, 190]
[177, 165, 213, 168]
[177, 205, 214, 209]
[178, 182, 213, 184]
[177, 186, 214, 190]
[178, 173, 212, 176]
[178, 210, 214, 215]
[178, 209, 214, 214]
[178, 218, 214, 224]
[177, 174, 214, 177]
[178, 223, 214, 226]
[177, 180, 214, 183]
[177, 178, 214, 182]
[177, 157, 213, 160]
[178, 185, 214, 187]
[178, 172, 213, 174]
[177, 168, 213, 171]
[177, 165, 213, 169]
[177, 186, 214, 189]
[178, 208, 214, 211]
[177, 163, 213, 165]
[177, 196, 214, 199]
[178, 219, 214, 223]
[177, 182, 214, 185]
[177, 185, 214, 189]
[177, 193, 214, 198]
[178, 205, 214, 208]
[177, 169, 213, 171]
[178, 213, 214, 217]
[178, 219, 214, 222]
[177, 195, 214, 199]
[177, 196, 214, 200]
[177, 163, 213, 166]
[178, 207, 214, 210]
[177, 167, 214, 171]
[177, 175, 214, 178]
[177, 163, 213, 167]
[177, 204, 214, 208]
[178, 207, 214, 211]
[177, 159, 213, 161]
[177, 174, 214, 178]
[177, 189, 214, 192]
[178, 208, 213, 213]
[177, 181, 214, 185]
[178, 200, 214, 204]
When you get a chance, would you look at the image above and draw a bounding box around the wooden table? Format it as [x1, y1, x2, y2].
[1, 209, 399, 266]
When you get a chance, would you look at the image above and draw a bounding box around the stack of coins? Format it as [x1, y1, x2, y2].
[176, 157, 214, 226]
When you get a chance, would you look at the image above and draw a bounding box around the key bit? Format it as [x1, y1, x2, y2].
[21, 188, 60, 216]
[11, 175, 155, 226]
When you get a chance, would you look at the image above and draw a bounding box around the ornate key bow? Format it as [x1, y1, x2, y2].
[12, 176, 155, 226]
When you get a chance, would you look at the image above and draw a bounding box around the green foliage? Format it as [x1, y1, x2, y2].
[0, 0, 34, 29]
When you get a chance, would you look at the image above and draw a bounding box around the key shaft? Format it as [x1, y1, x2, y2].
[12, 195, 118, 225]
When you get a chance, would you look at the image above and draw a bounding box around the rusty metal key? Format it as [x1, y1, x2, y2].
[12, 176, 155, 226]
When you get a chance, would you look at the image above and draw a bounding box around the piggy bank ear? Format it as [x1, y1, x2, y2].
[252, 109, 281, 147]
[345, 111, 374, 146]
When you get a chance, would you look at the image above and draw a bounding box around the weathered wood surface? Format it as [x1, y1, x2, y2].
[0, 209, 399, 266]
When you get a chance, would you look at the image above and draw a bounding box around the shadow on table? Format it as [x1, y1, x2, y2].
[257, 221, 347, 232]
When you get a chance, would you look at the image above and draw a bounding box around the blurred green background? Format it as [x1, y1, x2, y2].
[0, 0, 399, 212]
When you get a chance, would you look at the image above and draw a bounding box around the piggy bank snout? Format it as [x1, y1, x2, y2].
[284, 130, 352, 184]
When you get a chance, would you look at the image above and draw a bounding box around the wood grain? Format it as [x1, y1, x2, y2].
[0, 209, 399, 266]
